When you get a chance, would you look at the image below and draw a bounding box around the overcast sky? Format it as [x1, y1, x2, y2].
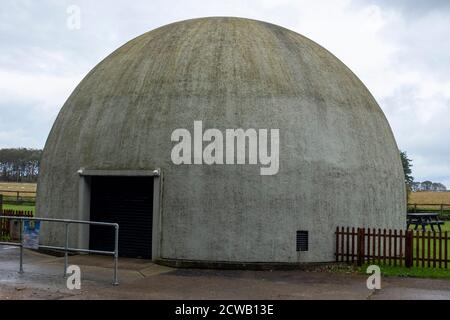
[1, 0, 449, 186]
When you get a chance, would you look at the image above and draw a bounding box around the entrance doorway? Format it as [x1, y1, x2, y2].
[89, 176, 154, 259]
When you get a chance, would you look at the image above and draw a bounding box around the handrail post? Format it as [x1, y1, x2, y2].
[19, 220, 24, 274]
[64, 223, 69, 277]
[0, 216, 120, 286]
[113, 224, 119, 286]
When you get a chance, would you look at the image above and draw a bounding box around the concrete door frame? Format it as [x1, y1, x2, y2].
[77, 169, 162, 261]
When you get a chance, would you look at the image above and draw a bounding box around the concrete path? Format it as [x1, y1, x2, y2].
[0, 247, 449, 300]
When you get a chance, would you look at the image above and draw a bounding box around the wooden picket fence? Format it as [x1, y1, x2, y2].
[0, 209, 34, 240]
[335, 227, 449, 269]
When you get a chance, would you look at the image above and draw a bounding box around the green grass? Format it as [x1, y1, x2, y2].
[406, 222, 449, 260]
[2, 204, 35, 213]
[359, 264, 450, 280]
[411, 221, 450, 232]
[411, 222, 449, 270]
[356, 222, 450, 280]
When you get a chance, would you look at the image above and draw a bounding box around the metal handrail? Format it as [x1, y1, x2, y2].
[0, 216, 119, 286]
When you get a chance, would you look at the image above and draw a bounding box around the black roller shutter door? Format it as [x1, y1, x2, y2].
[89, 176, 153, 259]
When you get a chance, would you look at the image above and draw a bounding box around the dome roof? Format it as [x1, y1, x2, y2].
[45, 17, 393, 168]
[63, 17, 380, 121]
[37, 17, 406, 264]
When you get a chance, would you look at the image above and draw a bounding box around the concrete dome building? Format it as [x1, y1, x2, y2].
[37, 17, 406, 265]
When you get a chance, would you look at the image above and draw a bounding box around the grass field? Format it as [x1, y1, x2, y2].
[0, 182, 36, 197]
[410, 191, 450, 204]
[0, 182, 36, 209]
[0, 182, 37, 192]
[408, 192, 450, 214]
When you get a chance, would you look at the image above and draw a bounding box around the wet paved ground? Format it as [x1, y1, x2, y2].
[0, 246, 449, 300]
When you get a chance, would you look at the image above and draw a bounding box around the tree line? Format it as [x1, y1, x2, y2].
[411, 181, 447, 192]
[400, 151, 447, 193]
[0, 148, 43, 183]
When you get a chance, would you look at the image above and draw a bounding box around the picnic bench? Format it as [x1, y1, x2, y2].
[407, 212, 445, 232]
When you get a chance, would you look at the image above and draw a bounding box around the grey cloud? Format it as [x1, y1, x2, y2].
[356, 0, 450, 13]
[381, 86, 450, 188]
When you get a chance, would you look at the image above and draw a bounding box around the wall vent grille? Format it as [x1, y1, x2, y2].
[296, 231, 309, 252]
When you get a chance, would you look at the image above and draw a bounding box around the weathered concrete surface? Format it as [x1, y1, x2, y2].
[37, 17, 406, 264]
[1, 248, 449, 300]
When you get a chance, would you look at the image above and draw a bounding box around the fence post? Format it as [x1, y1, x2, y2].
[357, 228, 365, 267]
[335, 227, 339, 262]
[405, 230, 413, 268]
